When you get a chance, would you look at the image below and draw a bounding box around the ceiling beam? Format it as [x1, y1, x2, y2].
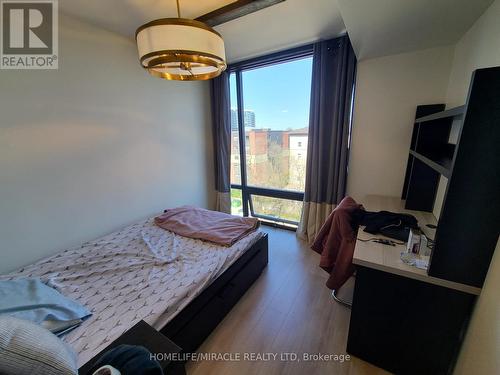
[195, 0, 285, 27]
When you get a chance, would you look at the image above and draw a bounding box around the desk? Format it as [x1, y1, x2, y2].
[353, 196, 481, 295]
[346, 196, 478, 375]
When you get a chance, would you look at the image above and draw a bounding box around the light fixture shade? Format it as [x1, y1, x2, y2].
[136, 18, 226, 81]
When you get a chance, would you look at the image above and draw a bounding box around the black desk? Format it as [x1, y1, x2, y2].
[347, 266, 476, 375]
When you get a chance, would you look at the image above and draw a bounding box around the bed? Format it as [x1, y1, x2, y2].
[0, 216, 268, 368]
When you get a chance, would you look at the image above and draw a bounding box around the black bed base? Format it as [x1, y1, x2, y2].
[160, 233, 269, 353]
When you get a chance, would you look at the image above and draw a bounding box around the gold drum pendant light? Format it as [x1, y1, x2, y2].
[136, 0, 226, 81]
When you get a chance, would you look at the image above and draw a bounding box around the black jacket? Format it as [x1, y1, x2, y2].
[352, 209, 418, 241]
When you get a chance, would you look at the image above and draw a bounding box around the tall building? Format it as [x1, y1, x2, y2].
[244, 110, 256, 128]
[230, 109, 256, 130]
[230, 109, 238, 130]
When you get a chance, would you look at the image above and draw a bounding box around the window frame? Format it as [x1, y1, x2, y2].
[228, 44, 314, 227]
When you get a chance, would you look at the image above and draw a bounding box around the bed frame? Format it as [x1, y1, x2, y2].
[160, 233, 268, 353]
[79, 234, 268, 374]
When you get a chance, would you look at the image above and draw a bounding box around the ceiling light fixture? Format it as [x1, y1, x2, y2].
[135, 0, 227, 81]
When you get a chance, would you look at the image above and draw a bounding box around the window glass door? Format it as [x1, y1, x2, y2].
[230, 56, 313, 226]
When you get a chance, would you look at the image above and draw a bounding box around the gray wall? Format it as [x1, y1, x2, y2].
[0, 14, 215, 273]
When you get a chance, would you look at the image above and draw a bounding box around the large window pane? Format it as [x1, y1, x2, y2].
[242, 58, 312, 192]
[228, 53, 313, 226]
[229, 73, 241, 185]
[231, 188, 243, 216]
[250, 195, 303, 224]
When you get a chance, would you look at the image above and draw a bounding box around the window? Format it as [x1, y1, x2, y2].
[250, 195, 303, 224]
[229, 47, 313, 226]
[229, 73, 241, 186]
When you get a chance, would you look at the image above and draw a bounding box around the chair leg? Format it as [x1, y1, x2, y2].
[332, 289, 352, 308]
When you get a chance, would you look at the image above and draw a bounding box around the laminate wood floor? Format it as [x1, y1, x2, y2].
[186, 227, 390, 375]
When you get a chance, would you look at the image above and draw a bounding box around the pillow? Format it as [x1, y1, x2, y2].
[0, 316, 77, 375]
[0, 278, 91, 334]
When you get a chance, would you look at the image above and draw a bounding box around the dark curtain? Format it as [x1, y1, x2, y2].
[210, 70, 231, 213]
[298, 35, 357, 243]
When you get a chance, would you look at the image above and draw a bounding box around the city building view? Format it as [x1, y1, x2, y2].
[230, 110, 308, 222]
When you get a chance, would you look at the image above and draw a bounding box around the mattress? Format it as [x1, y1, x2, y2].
[1, 217, 263, 366]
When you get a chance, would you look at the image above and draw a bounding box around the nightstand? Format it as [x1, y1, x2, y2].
[78, 320, 186, 375]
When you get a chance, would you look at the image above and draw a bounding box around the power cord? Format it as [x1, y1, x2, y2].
[357, 237, 405, 246]
[426, 237, 435, 250]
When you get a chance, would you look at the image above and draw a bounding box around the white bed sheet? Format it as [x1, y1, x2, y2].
[1, 218, 263, 366]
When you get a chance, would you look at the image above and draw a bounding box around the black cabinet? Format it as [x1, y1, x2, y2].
[347, 267, 476, 375]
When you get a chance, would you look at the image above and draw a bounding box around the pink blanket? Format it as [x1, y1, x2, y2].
[154, 206, 260, 246]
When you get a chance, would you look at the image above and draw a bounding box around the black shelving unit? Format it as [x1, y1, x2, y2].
[402, 67, 500, 288]
[402, 103, 462, 211]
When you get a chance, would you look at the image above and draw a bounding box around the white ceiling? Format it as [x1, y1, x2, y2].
[60, 0, 235, 35]
[60, 0, 494, 63]
[337, 0, 494, 60]
[59, 0, 346, 63]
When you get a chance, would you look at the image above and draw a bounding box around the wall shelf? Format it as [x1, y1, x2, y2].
[402, 103, 457, 211]
[409, 149, 452, 178]
[415, 105, 465, 122]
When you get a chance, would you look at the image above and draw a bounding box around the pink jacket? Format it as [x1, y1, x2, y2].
[311, 196, 363, 290]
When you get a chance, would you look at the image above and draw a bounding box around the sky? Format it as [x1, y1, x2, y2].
[230, 57, 313, 130]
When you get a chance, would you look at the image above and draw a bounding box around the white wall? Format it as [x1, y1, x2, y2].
[346, 46, 454, 201]
[445, 1, 500, 373]
[445, 0, 500, 107]
[0, 15, 215, 274]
